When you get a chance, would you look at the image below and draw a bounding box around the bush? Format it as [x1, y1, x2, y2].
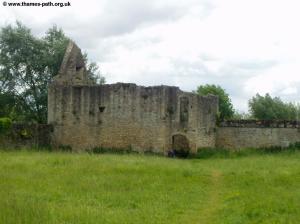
[19, 128, 32, 139]
[0, 117, 12, 135]
[192, 147, 230, 159]
[289, 142, 300, 149]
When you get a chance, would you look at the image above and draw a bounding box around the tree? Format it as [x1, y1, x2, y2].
[0, 22, 105, 123]
[83, 54, 106, 84]
[249, 93, 299, 120]
[196, 84, 234, 121]
[232, 111, 252, 120]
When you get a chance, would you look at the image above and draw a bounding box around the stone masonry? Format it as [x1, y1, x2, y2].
[216, 120, 300, 149]
[48, 41, 219, 153]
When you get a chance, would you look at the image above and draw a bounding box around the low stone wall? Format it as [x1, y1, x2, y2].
[219, 120, 300, 128]
[3, 121, 300, 151]
[0, 123, 53, 148]
[216, 120, 300, 149]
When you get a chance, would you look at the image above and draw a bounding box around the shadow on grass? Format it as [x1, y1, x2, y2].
[90, 146, 137, 155]
[90, 147, 166, 158]
[0, 145, 53, 152]
[89, 145, 300, 160]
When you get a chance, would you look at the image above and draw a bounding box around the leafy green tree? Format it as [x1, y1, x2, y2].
[196, 84, 234, 121]
[0, 22, 45, 122]
[0, 92, 21, 119]
[249, 93, 299, 120]
[232, 111, 252, 120]
[83, 54, 106, 84]
[0, 22, 105, 123]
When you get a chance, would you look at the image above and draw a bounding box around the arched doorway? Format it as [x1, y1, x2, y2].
[172, 134, 190, 157]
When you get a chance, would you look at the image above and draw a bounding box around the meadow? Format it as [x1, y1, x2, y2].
[0, 149, 300, 224]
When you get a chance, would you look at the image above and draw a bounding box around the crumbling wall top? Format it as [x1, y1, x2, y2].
[53, 41, 92, 85]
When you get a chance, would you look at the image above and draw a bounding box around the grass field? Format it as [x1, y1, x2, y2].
[0, 149, 300, 224]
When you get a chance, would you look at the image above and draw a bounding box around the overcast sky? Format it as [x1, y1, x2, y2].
[1, 0, 300, 112]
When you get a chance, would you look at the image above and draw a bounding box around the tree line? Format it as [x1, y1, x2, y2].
[0, 22, 299, 124]
[197, 84, 300, 121]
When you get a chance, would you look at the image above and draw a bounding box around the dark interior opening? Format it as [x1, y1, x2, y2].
[76, 65, 83, 71]
[171, 134, 190, 158]
[99, 106, 106, 113]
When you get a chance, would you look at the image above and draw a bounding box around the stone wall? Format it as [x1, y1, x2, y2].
[48, 83, 218, 153]
[216, 120, 300, 149]
[48, 41, 218, 154]
[46, 41, 300, 152]
[0, 123, 53, 148]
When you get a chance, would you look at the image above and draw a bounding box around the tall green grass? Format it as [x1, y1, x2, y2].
[193, 144, 300, 159]
[0, 150, 299, 223]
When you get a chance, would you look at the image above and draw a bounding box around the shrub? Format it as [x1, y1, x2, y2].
[0, 117, 12, 135]
[289, 142, 300, 149]
[192, 147, 230, 159]
[19, 128, 33, 139]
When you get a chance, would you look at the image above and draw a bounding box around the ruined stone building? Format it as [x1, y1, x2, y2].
[48, 41, 300, 152]
[48, 41, 219, 153]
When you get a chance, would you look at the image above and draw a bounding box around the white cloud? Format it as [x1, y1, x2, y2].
[245, 62, 300, 103]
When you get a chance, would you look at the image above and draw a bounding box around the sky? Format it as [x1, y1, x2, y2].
[1, 0, 300, 112]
